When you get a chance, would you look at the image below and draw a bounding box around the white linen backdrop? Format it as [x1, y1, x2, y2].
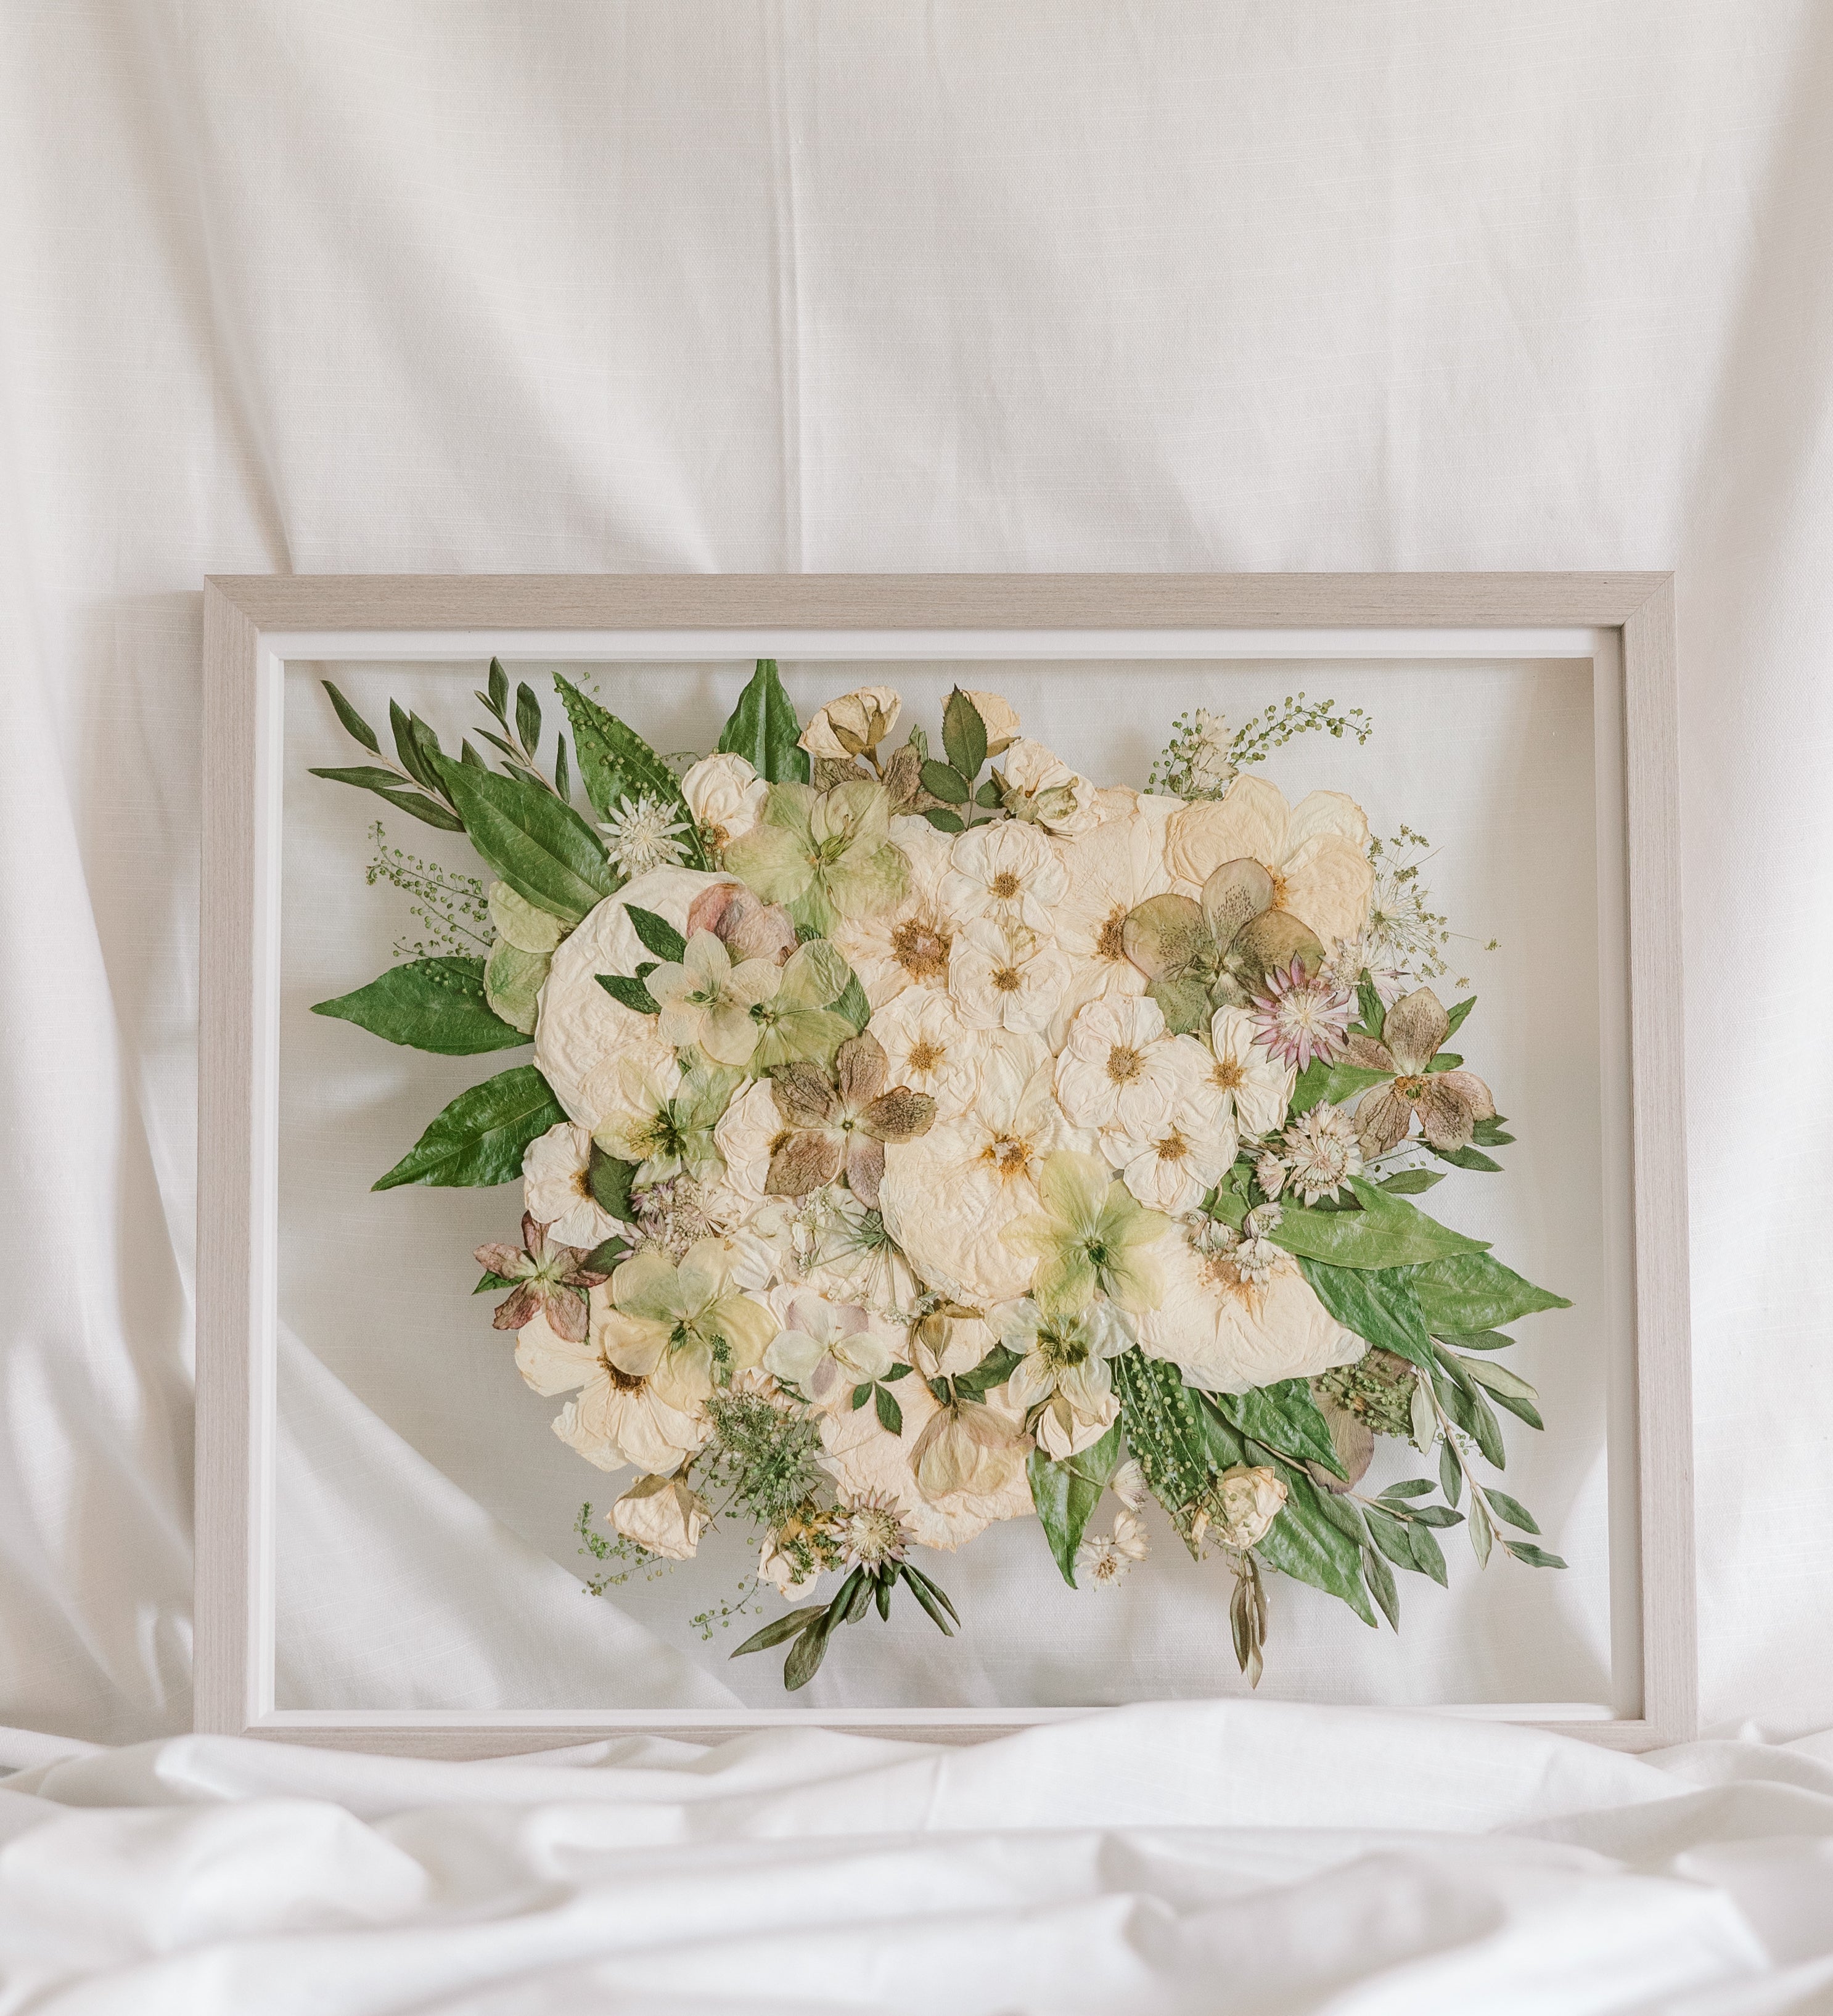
[5, 2, 1833, 2007]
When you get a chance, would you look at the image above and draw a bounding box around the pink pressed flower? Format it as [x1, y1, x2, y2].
[1248, 957, 1353, 1073]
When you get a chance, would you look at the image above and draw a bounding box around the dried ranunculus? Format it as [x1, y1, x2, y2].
[609, 1473, 709, 1560]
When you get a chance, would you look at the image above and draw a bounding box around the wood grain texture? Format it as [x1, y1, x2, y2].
[205, 571, 1670, 632]
[196, 582, 260, 1737]
[1620, 576, 1698, 1744]
[195, 570, 1696, 1752]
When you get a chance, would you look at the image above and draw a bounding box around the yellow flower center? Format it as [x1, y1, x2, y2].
[983, 1135, 1034, 1182]
[1395, 1075, 1428, 1099]
[1211, 1056, 1245, 1092]
[1155, 1129, 1190, 1163]
[1105, 1044, 1144, 1084]
[990, 871, 1021, 899]
[991, 964, 1023, 994]
[906, 1038, 943, 1074]
[891, 916, 950, 980]
[1264, 863, 1289, 909]
[1096, 906, 1128, 962]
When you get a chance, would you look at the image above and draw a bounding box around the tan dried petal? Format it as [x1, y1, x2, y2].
[1310, 1389, 1375, 1494]
[835, 1033, 888, 1108]
[1414, 1070, 1495, 1152]
[1380, 988, 1451, 1075]
[1122, 893, 1209, 981]
[843, 1132, 887, 1210]
[861, 1084, 937, 1143]
[772, 1063, 839, 1129]
[766, 1130, 845, 1196]
[882, 742, 941, 816]
[1355, 1084, 1416, 1157]
[812, 755, 869, 790]
[1229, 911, 1323, 991]
[1340, 1033, 1397, 1073]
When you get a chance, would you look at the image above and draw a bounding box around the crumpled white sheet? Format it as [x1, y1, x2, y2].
[3, 1705, 1832, 2014]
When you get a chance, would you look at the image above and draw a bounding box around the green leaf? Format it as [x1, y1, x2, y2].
[588, 1147, 638, 1219]
[1297, 1259, 1434, 1372]
[388, 702, 440, 792]
[942, 689, 988, 781]
[1356, 975, 1385, 1038]
[1377, 1170, 1445, 1195]
[437, 758, 614, 925]
[1287, 1060, 1391, 1118]
[1485, 1489, 1540, 1534]
[322, 680, 381, 754]
[625, 905, 687, 964]
[459, 738, 486, 769]
[924, 808, 965, 834]
[1268, 1179, 1489, 1271]
[1427, 1144, 1504, 1173]
[487, 657, 509, 718]
[474, 1269, 517, 1293]
[953, 1343, 1025, 1400]
[554, 736, 571, 804]
[312, 956, 530, 1055]
[1026, 1424, 1123, 1587]
[1502, 1540, 1567, 1570]
[515, 681, 542, 758]
[731, 1604, 827, 1657]
[1485, 1387, 1545, 1432]
[1208, 1382, 1342, 1476]
[1378, 1478, 1436, 1500]
[597, 972, 661, 1017]
[834, 973, 872, 1033]
[1363, 1504, 1417, 1571]
[1425, 1051, 1463, 1072]
[307, 767, 467, 832]
[1254, 1467, 1377, 1625]
[974, 778, 1003, 808]
[899, 1562, 959, 1636]
[1438, 1328, 1513, 1351]
[372, 1063, 566, 1190]
[553, 675, 708, 864]
[1404, 1504, 1464, 1528]
[1361, 1542, 1400, 1629]
[1443, 996, 1476, 1038]
[716, 659, 810, 785]
[1454, 1354, 1539, 1405]
[920, 758, 970, 805]
[1470, 1116, 1515, 1147]
[409, 713, 450, 787]
[1412, 1253, 1571, 1332]
[874, 1384, 904, 1436]
[785, 1579, 855, 1689]
[580, 1236, 629, 1274]
[1469, 1493, 1494, 1568]
[882, 1362, 911, 1383]
[1406, 1518, 1449, 1586]
[1432, 1349, 1506, 1468]
[1439, 1439, 1462, 1506]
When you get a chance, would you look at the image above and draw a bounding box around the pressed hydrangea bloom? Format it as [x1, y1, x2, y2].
[948, 917, 1069, 1037]
[522, 1121, 623, 1251]
[1249, 956, 1355, 1073]
[941, 819, 1066, 933]
[597, 1237, 777, 1411]
[599, 793, 692, 878]
[1002, 1150, 1171, 1314]
[1165, 774, 1374, 943]
[591, 1054, 738, 1189]
[1279, 1101, 1364, 1205]
[1342, 985, 1497, 1156]
[724, 779, 908, 936]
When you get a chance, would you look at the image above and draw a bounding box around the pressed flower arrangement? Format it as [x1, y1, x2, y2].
[311, 663, 1570, 1691]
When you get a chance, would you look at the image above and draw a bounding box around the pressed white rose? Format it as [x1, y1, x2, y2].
[1047, 800, 1176, 1036]
[941, 820, 1067, 933]
[761, 1289, 901, 1408]
[1202, 1004, 1296, 1139]
[962, 689, 1021, 755]
[994, 736, 1099, 835]
[1165, 775, 1374, 943]
[867, 985, 986, 1120]
[831, 816, 961, 1009]
[1136, 1226, 1363, 1393]
[610, 1473, 709, 1560]
[1207, 1465, 1288, 1551]
[799, 685, 902, 759]
[514, 1302, 708, 1477]
[681, 753, 769, 858]
[1053, 994, 1192, 1136]
[878, 1045, 1093, 1307]
[522, 1121, 623, 1250]
[1105, 1093, 1239, 1216]
[818, 1369, 1033, 1550]
[534, 867, 732, 1129]
[948, 918, 1069, 1036]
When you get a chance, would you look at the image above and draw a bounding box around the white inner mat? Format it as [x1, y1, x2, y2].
[274, 651, 1627, 1715]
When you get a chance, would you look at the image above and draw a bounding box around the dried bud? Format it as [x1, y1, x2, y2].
[1207, 1464, 1287, 1551]
[962, 689, 1020, 755]
[800, 686, 903, 760]
[908, 1302, 993, 1380]
[609, 1474, 708, 1561]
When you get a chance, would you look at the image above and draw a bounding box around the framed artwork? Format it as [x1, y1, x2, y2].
[199, 573, 1692, 1756]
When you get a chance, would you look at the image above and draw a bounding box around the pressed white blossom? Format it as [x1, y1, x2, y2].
[514, 1303, 708, 1477]
[610, 1473, 709, 1560]
[1166, 774, 1373, 943]
[832, 816, 961, 1008]
[1204, 1005, 1297, 1138]
[1047, 801, 1176, 1033]
[599, 793, 692, 877]
[941, 820, 1067, 933]
[762, 1289, 901, 1407]
[866, 985, 987, 1121]
[948, 917, 1070, 1037]
[1079, 1509, 1149, 1586]
[522, 1121, 623, 1250]
[1105, 1103, 1237, 1216]
[1053, 994, 1190, 1136]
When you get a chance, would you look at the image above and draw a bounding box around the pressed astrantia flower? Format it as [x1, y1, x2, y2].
[1002, 1149, 1171, 1314]
[475, 1212, 612, 1344]
[833, 1491, 916, 1568]
[600, 792, 692, 878]
[1278, 1101, 1364, 1205]
[1248, 956, 1354, 1073]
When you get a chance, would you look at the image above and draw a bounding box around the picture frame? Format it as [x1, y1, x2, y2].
[199, 572, 1692, 1756]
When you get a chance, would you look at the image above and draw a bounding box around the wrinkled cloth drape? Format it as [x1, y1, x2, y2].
[4, 0, 1833, 2003]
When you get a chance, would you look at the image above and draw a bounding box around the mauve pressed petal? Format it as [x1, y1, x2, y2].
[475, 1243, 530, 1276]
[861, 1086, 937, 1143]
[1355, 1084, 1416, 1157]
[845, 1133, 887, 1210]
[1380, 988, 1450, 1075]
[766, 1131, 845, 1197]
[543, 1286, 591, 1344]
[1341, 1033, 1397, 1074]
[494, 1283, 544, 1332]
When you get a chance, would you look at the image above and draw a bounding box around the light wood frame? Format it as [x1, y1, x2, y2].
[200, 573, 1692, 1757]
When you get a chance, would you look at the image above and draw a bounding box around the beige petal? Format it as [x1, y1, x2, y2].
[1121, 892, 1209, 981]
[514, 1312, 602, 1397]
[835, 1033, 888, 1108]
[1285, 789, 1370, 854]
[861, 1086, 938, 1143]
[1355, 1084, 1416, 1157]
[1380, 988, 1452, 1075]
[1414, 1070, 1495, 1152]
[1340, 1033, 1397, 1073]
[1200, 858, 1274, 946]
[844, 1133, 887, 1210]
[1165, 774, 1290, 886]
[1277, 834, 1375, 944]
[771, 1062, 838, 1129]
[766, 1130, 845, 1196]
